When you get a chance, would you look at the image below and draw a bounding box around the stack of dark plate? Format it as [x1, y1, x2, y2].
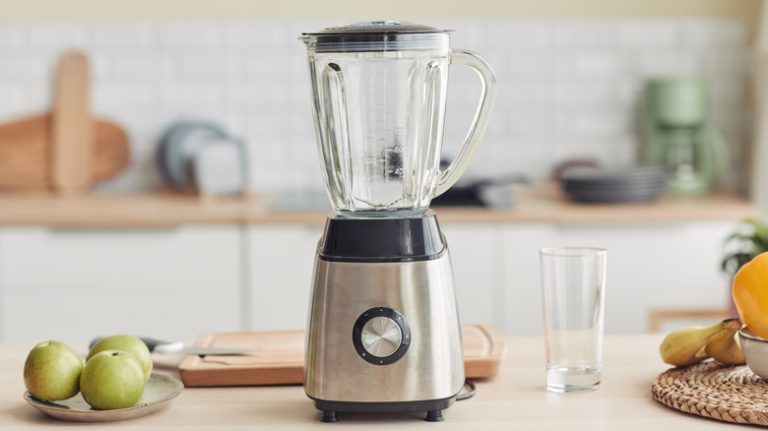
[560, 166, 667, 204]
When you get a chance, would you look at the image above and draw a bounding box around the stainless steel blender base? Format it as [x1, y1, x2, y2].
[305, 255, 465, 401]
[304, 215, 465, 422]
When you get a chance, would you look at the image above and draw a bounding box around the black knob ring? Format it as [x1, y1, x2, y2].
[352, 307, 411, 366]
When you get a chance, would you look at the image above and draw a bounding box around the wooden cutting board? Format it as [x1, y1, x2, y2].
[0, 50, 129, 191]
[0, 114, 129, 189]
[52, 51, 92, 194]
[178, 324, 505, 387]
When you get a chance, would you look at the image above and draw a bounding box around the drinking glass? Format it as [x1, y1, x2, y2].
[540, 247, 607, 393]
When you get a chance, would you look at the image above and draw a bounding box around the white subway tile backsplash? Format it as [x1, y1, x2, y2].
[90, 53, 112, 78]
[0, 19, 749, 191]
[0, 86, 23, 117]
[0, 55, 48, 78]
[223, 23, 282, 49]
[177, 55, 245, 78]
[91, 24, 155, 49]
[111, 54, 175, 78]
[16, 85, 49, 114]
[680, 19, 745, 48]
[562, 52, 625, 76]
[93, 83, 156, 107]
[636, 51, 700, 76]
[158, 22, 223, 50]
[0, 26, 26, 51]
[27, 24, 89, 50]
[484, 21, 553, 49]
[552, 22, 619, 48]
[159, 82, 221, 107]
[552, 83, 617, 107]
[699, 48, 751, 76]
[618, 21, 679, 47]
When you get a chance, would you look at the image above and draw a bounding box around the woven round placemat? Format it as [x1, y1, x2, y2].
[652, 362, 768, 426]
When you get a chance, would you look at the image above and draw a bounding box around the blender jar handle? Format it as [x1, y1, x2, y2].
[434, 49, 497, 197]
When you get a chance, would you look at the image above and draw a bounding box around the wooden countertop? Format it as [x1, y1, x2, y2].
[0, 335, 734, 429]
[0, 185, 756, 227]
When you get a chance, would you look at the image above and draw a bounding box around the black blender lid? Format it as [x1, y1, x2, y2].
[301, 20, 450, 53]
[305, 21, 445, 34]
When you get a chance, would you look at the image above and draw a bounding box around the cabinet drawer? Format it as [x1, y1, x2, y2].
[441, 224, 504, 328]
[0, 226, 242, 342]
[247, 225, 322, 330]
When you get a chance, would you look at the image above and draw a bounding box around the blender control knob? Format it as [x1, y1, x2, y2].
[352, 307, 411, 365]
[361, 317, 402, 357]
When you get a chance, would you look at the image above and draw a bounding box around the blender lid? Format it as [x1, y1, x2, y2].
[301, 20, 450, 53]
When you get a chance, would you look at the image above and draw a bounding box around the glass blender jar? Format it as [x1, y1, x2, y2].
[301, 20, 495, 217]
[301, 21, 496, 422]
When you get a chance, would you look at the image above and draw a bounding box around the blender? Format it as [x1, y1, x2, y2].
[300, 21, 496, 422]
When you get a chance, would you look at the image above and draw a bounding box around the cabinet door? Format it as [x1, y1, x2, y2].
[440, 224, 504, 329]
[247, 224, 504, 332]
[501, 224, 557, 336]
[556, 222, 733, 334]
[247, 225, 322, 330]
[0, 226, 242, 343]
[501, 222, 734, 335]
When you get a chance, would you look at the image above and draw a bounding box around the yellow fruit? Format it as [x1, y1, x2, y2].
[659, 320, 735, 366]
[705, 320, 745, 365]
[733, 252, 768, 339]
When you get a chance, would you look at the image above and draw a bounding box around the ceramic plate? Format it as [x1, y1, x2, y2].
[24, 373, 183, 422]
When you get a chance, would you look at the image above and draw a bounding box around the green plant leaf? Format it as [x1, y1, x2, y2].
[721, 252, 756, 275]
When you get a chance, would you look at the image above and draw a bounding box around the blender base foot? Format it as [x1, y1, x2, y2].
[321, 411, 339, 423]
[425, 410, 444, 422]
[311, 395, 455, 421]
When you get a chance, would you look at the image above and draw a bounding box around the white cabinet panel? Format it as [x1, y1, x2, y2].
[501, 224, 557, 336]
[0, 226, 241, 343]
[247, 225, 322, 330]
[441, 224, 504, 329]
[247, 224, 506, 332]
[556, 222, 733, 334]
[501, 222, 734, 336]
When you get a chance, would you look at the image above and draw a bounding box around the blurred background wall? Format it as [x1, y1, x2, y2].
[0, 1, 760, 340]
[0, 0, 758, 193]
[0, 0, 760, 23]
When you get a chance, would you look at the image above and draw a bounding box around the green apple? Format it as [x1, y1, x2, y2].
[87, 335, 152, 381]
[23, 340, 83, 401]
[80, 350, 145, 410]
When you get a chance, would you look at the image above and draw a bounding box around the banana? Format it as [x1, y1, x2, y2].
[659, 319, 739, 366]
[705, 320, 746, 365]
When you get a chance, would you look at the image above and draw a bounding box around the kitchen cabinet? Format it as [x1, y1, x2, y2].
[0, 212, 741, 341]
[243, 221, 736, 336]
[501, 222, 735, 336]
[246, 225, 322, 331]
[244, 224, 505, 332]
[0, 226, 242, 343]
[441, 225, 505, 328]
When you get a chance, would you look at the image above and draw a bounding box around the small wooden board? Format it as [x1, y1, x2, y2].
[178, 323, 505, 387]
[52, 50, 92, 194]
[652, 362, 768, 426]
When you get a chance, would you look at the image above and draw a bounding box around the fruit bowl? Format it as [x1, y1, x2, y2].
[738, 328, 768, 379]
[24, 373, 183, 422]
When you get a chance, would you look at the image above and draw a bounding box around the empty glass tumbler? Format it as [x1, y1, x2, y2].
[540, 247, 607, 392]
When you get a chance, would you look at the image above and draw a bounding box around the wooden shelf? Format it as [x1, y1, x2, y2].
[0, 192, 269, 227]
[0, 184, 756, 227]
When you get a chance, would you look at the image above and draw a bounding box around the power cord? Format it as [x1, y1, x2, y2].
[456, 379, 476, 401]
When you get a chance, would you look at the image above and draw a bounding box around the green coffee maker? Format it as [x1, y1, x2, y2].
[643, 77, 729, 196]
